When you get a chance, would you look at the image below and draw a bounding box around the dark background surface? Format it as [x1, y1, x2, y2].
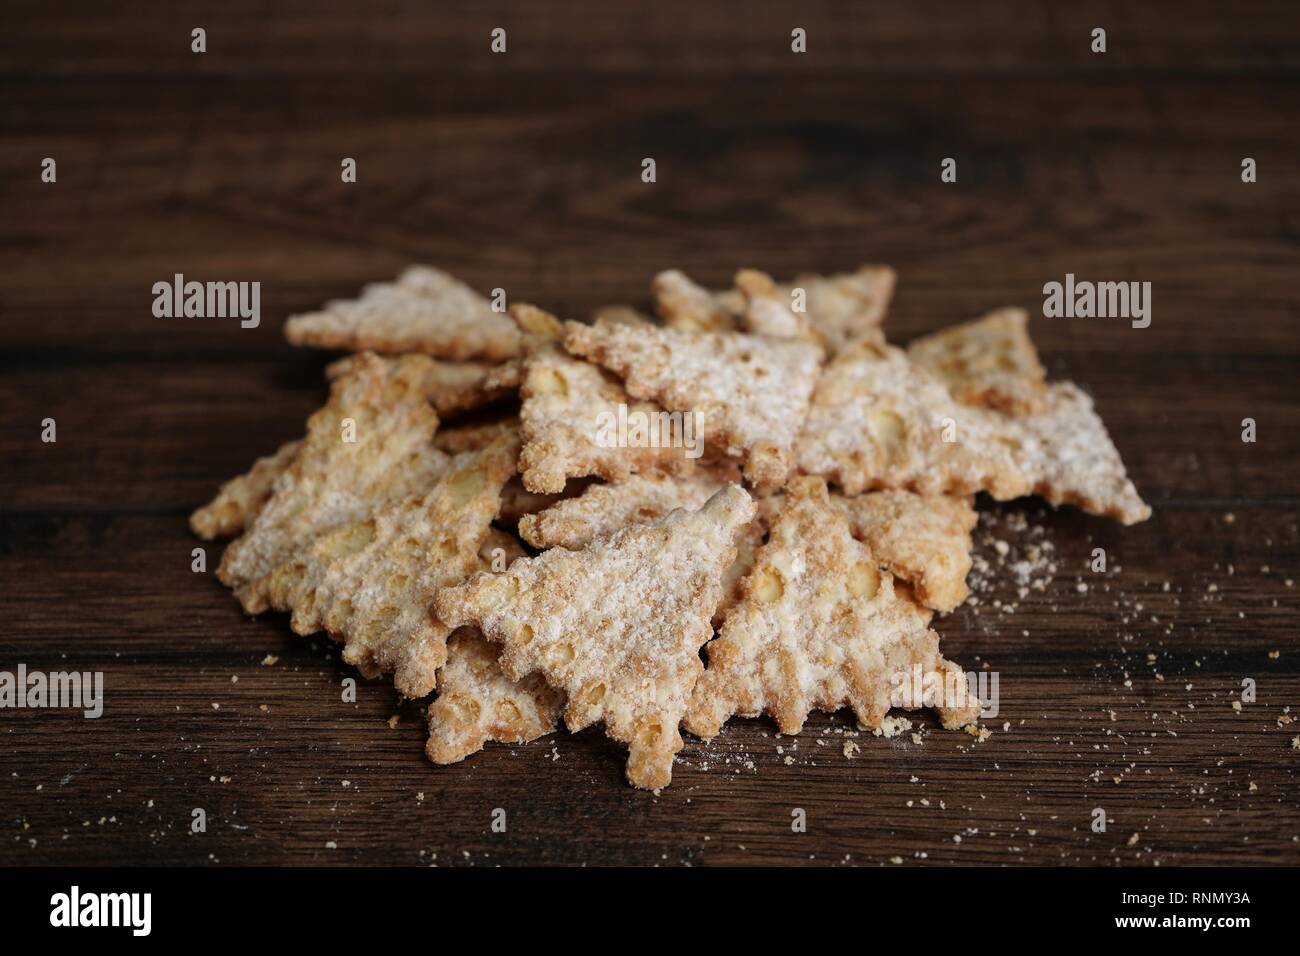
[1, 1, 1297, 866]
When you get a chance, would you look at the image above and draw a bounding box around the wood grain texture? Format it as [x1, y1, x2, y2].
[1, 1, 1297, 866]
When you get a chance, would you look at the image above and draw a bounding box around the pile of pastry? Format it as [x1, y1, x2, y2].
[192, 265, 1148, 789]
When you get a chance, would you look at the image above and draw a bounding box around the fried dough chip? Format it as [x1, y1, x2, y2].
[514, 305, 696, 493]
[564, 318, 823, 492]
[426, 530, 557, 762]
[497, 478, 564, 528]
[426, 628, 565, 764]
[479, 358, 525, 398]
[478, 526, 528, 570]
[433, 417, 519, 455]
[326, 353, 515, 418]
[795, 339, 1030, 498]
[789, 264, 896, 352]
[753, 490, 971, 613]
[833, 490, 977, 613]
[1000, 382, 1151, 524]
[516, 467, 758, 627]
[652, 270, 737, 332]
[735, 269, 820, 344]
[517, 466, 735, 550]
[653, 266, 896, 351]
[435, 484, 756, 789]
[591, 304, 656, 326]
[716, 517, 764, 629]
[257, 433, 519, 698]
[190, 438, 302, 540]
[284, 265, 521, 361]
[217, 353, 449, 610]
[907, 307, 1046, 416]
[685, 477, 981, 739]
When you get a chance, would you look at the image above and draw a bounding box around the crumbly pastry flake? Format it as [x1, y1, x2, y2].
[497, 477, 576, 528]
[435, 484, 756, 789]
[256, 432, 519, 698]
[517, 466, 759, 627]
[515, 305, 696, 493]
[795, 339, 1030, 499]
[832, 490, 977, 613]
[685, 477, 981, 739]
[190, 439, 302, 540]
[433, 417, 519, 455]
[735, 269, 821, 344]
[652, 269, 738, 332]
[591, 304, 656, 326]
[995, 382, 1150, 525]
[478, 526, 528, 571]
[284, 265, 520, 361]
[564, 317, 823, 492]
[716, 517, 764, 629]
[907, 307, 1047, 416]
[326, 353, 516, 418]
[517, 465, 737, 550]
[787, 264, 896, 353]
[426, 627, 564, 765]
[217, 352, 449, 608]
[653, 265, 896, 351]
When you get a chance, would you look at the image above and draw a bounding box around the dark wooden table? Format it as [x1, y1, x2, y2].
[2, 1, 1297, 866]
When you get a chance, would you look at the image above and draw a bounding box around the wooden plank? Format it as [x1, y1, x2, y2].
[2, 74, 1296, 358]
[5, 1, 1299, 76]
